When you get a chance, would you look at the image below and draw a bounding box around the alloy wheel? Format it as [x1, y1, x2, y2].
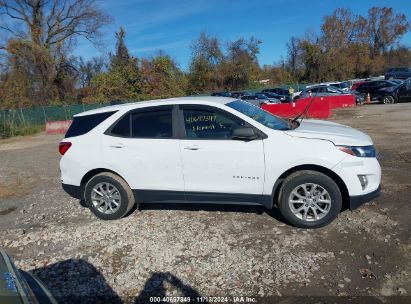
[91, 182, 122, 214]
[383, 96, 395, 104]
[288, 183, 332, 222]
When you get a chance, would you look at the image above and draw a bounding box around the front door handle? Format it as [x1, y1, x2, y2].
[110, 143, 125, 148]
[184, 145, 200, 150]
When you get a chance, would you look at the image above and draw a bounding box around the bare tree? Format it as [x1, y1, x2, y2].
[0, 0, 112, 49]
[366, 7, 409, 56]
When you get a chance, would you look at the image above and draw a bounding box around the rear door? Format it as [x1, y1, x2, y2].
[101, 106, 185, 200]
[178, 105, 265, 203]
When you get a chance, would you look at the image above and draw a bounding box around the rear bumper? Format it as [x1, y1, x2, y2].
[62, 183, 82, 199]
[349, 185, 381, 210]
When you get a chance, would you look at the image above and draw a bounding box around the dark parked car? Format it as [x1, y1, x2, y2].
[262, 91, 292, 103]
[230, 91, 250, 98]
[211, 91, 232, 97]
[385, 68, 411, 80]
[241, 93, 279, 107]
[355, 80, 398, 101]
[261, 88, 292, 102]
[378, 78, 411, 104]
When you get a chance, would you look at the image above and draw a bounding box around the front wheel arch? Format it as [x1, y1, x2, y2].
[271, 164, 349, 211]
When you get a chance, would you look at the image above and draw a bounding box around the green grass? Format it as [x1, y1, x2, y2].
[0, 123, 44, 138]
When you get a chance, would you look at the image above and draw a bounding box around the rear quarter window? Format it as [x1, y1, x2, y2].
[65, 111, 117, 138]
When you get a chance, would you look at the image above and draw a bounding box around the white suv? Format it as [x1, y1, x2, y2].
[59, 97, 381, 228]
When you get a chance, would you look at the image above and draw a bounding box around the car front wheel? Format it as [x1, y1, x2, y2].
[278, 171, 342, 228]
[84, 172, 136, 220]
[382, 95, 395, 104]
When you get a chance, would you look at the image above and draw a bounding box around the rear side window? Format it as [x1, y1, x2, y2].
[110, 113, 131, 137]
[65, 111, 116, 138]
[131, 110, 172, 138]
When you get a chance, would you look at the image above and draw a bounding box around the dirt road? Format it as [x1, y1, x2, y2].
[0, 103, 410, 303]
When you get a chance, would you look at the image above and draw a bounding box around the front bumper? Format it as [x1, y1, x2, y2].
[349, 185, 381, 210]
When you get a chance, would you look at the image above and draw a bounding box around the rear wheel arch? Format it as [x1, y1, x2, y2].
[271, 164, 350, 211]
[80, 168, 130, 192]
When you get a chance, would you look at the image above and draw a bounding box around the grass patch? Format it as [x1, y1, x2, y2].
[0, 123, 44, 139]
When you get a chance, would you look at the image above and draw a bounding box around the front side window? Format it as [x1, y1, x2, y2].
[183, 108, 245, 139]
[131, 110, 173, 138]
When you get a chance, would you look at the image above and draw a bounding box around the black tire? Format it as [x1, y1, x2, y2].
[84, 172, 136, 220]
[278, 170, 342, 228]
[382, 95, 395, 104]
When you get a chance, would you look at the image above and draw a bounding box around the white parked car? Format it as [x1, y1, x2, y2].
[59, 97, 381, 228]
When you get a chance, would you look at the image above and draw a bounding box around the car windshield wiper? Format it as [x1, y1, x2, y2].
[291, 91, 319, 125]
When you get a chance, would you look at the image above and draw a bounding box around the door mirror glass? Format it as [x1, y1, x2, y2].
[232, 127, 258, 140]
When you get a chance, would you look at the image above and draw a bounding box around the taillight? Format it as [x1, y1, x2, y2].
[59, 142, 72, 155]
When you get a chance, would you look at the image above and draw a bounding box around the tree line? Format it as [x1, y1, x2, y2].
[0, 1, 409, 109]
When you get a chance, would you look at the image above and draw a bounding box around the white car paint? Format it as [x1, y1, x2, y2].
[60, 97, 380, 204]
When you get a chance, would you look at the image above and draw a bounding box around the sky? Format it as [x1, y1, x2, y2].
[74, 0, 411, 70]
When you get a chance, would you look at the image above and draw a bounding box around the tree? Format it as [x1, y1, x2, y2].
[286, 36, 301, 75]
[188, 31, 223, 93]
[321, 8, 366, 50]
[188, 32, 262, 93]
[285, 6, 410, 82]
[110, 27, 130, 69]
[0, 39, 57, 107]
[85, 27, 141, 103]
[0, 0, 112, 50]
[366, 7, 409, 57]
[223, 37, 261, 90]
[141, 54, 185, 97]
[0, 0, 111, 106]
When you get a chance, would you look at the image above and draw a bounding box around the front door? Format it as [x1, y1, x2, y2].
[178, 105, 265, 204]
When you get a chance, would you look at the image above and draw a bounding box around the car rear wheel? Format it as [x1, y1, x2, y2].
[382, 95, 395, 104]
[278, 170, 342, 228]
[84, 172, 135, 220]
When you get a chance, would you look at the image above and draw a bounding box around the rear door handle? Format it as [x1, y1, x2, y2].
[184, 145, 200, 150]
[109, 143, 125, 148]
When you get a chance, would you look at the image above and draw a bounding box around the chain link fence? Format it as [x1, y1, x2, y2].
[0, 103, 111, 138]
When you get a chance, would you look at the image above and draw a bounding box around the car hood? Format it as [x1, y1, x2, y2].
[284, 120, 373, 146]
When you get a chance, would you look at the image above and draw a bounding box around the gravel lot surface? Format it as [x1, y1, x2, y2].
[0, 103, 410, 303]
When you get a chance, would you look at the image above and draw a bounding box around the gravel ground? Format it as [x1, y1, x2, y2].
[0, 103, 410, 303]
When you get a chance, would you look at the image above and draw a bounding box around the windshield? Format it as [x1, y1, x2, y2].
[227, 100, 289, 130]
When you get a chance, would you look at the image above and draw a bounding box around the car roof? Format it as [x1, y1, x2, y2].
[74, 96, 237, 117]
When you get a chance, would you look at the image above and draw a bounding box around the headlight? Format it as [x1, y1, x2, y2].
[337, 145, 376, 157]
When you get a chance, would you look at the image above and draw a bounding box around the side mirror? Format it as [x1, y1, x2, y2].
[232, 127, 259, 141]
